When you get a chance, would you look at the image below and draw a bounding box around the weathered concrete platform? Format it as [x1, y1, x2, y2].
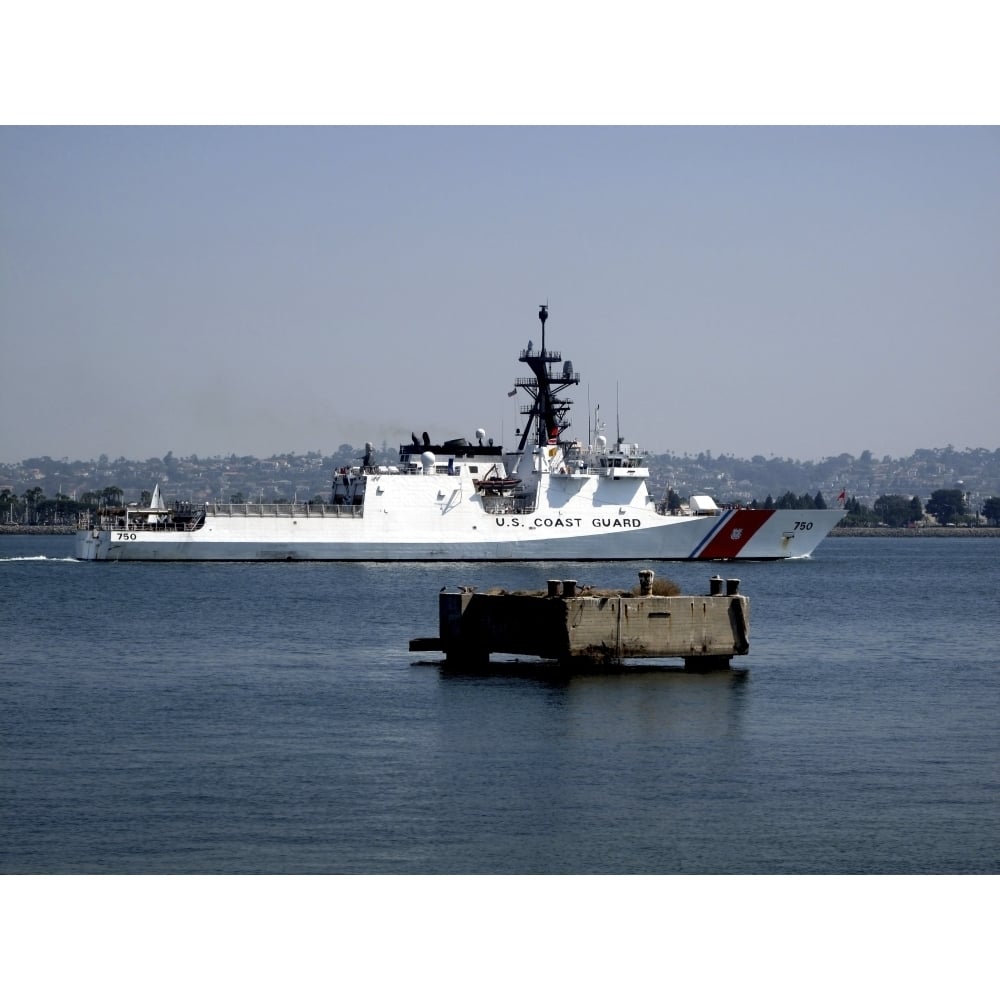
[410, 571, 749, 670]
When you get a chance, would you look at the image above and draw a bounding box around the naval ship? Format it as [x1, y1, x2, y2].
[75, 306, 844, 561]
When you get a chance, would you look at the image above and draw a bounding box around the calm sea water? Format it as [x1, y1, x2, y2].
[1, 534, 997, 874]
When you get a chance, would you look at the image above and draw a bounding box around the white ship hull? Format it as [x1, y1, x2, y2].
[74, 306, 845, 562]
[74, 471, 844, 562]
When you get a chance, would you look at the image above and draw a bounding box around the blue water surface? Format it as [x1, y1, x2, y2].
[1, 534, 997, 873]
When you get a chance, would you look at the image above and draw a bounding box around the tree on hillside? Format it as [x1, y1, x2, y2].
[841, 496, 878, 527]
[874, 494, 919, 528]
[982, 496, 1000, 526]
[926, 489, 966, 525]
[100, 486, 124, 507]
[773, 491, 820, 509]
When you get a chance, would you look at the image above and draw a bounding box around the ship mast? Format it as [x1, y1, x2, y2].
[514, 305, 581, 453]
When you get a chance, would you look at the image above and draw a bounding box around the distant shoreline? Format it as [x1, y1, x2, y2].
[829, 526, 1000, 538]
[3, 525, 999, 539]
[0, 526, 76, 535]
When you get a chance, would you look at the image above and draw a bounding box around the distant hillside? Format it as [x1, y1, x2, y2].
[645, 446, 1000, 509]
[2, 445, 999, 512]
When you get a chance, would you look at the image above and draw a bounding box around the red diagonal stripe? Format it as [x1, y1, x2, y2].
[696, 509, 775, 559]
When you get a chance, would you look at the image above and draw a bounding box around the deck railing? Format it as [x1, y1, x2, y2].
[479, 495, 536, 516]
[79, 502, 365, 530]
[206, 502, 361, 517]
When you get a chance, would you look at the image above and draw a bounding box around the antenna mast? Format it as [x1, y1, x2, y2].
[514, 304, 580, 453]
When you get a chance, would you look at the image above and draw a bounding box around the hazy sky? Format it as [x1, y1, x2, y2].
[2, 126, 997, 464]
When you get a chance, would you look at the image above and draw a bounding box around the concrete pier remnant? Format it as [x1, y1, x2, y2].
[409, 570, 750, 670]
